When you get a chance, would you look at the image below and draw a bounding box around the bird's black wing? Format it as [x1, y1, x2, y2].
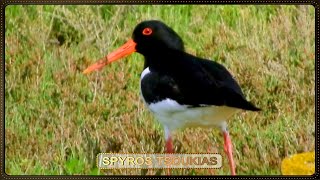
[142, 51, 260, 111]
[195, 58, 260, 111]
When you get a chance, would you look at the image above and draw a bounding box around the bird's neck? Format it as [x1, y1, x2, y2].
[143, 48, 183, 70]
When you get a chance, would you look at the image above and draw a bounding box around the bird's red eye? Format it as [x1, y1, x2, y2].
[142, 27, 153, 36]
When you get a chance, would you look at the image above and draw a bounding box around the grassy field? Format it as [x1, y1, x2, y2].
[5, 5, 315, 175]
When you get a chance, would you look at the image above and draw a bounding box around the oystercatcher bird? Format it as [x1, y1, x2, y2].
[83, 20, 260, 175]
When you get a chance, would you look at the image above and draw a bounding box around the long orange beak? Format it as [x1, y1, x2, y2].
[83, 39, 137, 74]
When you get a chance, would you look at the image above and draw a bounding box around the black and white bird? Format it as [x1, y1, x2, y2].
[83, 20, 260, 175]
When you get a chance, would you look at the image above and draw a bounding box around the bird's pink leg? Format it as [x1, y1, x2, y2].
[223, 131, 236, 175]
[164, 127, 173, 175]
[164, 126, 174, 153]
[165, 135, 174, 153]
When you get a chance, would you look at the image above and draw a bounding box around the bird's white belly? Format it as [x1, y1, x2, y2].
[148, 98, 237, 131]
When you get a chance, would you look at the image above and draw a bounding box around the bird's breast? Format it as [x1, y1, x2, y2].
[140, 67, 153, 105]
[140, 67, 171, 105]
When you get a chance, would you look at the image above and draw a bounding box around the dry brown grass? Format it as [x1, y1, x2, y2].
[5, 5, 315, 175]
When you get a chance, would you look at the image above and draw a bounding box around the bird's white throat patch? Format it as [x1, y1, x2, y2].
[141, 67, 150, 79]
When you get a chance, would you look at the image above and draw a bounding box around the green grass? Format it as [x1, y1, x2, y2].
[5, 5, 315, 175]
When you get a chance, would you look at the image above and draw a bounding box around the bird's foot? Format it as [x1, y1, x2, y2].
[166, 168, 171, 176]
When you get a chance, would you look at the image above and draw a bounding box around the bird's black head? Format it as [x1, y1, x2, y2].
[132, 20, 185, 56]
[83, 20, 184, 74]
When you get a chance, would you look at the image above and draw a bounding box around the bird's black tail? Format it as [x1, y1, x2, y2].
[241, 100, 261, 111]
[226, 94, 261, 111]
